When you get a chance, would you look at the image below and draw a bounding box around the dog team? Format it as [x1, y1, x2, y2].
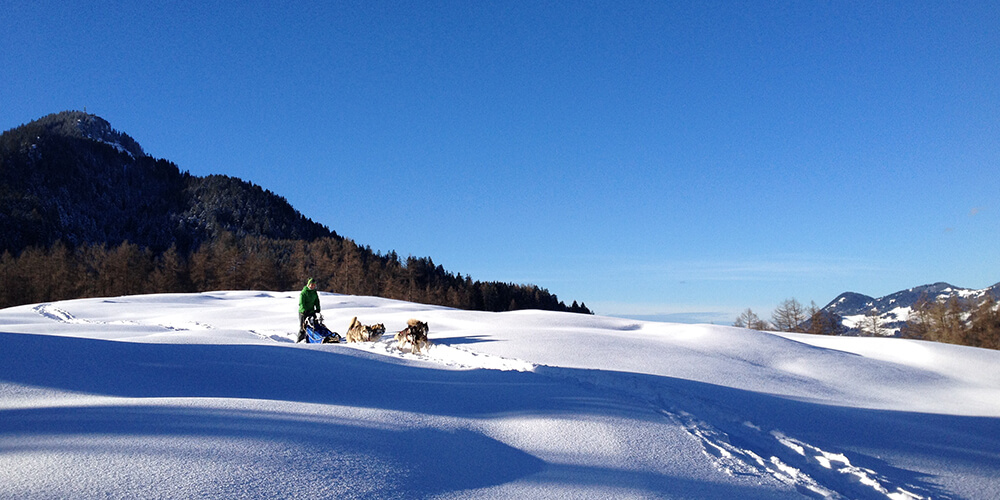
[347, 316, 430, 353]
[298, 277, 430, 352]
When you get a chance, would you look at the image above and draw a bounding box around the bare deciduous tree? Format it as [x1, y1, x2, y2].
[859, 308, 884, 336]
[772, 298, 807, 332]
[734, 308, 770, 330]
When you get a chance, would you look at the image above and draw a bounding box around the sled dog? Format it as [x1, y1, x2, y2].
[395, 319, 430, 354]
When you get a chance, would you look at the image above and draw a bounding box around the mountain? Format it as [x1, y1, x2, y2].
[0, 111, 589, 315]
[0, 111, 334, 253]
[821, 282, 1000, 336]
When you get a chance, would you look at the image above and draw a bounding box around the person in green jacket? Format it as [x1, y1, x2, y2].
[297, 277, 321, 342]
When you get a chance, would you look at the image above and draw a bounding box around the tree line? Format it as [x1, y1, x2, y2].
[734, 298, 844, 336]
[0, 234, 592, 315]
[901, 296, 1000, 350]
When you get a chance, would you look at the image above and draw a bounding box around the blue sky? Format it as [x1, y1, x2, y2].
[3, 1, 998, 323]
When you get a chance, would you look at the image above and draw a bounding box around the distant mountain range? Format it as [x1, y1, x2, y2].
[821, 282, 1000, 336]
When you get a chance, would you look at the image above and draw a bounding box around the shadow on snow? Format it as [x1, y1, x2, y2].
[2, 331, 999, 498]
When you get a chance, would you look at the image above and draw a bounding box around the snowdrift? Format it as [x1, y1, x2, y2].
[2, 291, 999, 499]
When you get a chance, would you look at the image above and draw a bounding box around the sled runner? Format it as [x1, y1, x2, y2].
[303, 315, 341, 343]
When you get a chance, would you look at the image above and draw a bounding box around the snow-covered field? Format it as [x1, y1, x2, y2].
[2, 291, 999, 499]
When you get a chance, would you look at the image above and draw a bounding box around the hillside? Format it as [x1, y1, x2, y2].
[821, 282, 1000, 336]
[2, 291, 999, 498]
[0, 111, 333, 253]
[0, 112, 589, 314]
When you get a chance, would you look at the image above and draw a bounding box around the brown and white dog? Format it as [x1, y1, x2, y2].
[345, 317, 386, 343]
[394, 319, 430, 354]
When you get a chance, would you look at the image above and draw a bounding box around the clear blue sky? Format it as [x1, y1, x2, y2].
[3, 1, 999, 323]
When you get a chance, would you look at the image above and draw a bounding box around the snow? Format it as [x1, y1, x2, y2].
[76, 117, 141, 158]
[886, 306, 912, 321]
[2, 291, 1000, 499]
[842, 313, 865, 330]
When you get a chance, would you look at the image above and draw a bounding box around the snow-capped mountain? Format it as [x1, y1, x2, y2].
[823, 282, 1000, 336]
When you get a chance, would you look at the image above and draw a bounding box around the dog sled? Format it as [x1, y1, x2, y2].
[301, 315, 429, 351]
[303, 315, 342, 343]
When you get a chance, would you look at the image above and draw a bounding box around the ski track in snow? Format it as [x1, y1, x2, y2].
[25, 300, 938, 499]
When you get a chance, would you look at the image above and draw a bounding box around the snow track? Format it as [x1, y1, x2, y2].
[520, 365, 935, 500]
[33, 302, 211, 333]
[669, 411, 928, 499]
[33, 304, 93, 324]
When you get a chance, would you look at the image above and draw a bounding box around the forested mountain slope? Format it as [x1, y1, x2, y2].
[0, 111, 332, 253]
[0, 112, 589, 314]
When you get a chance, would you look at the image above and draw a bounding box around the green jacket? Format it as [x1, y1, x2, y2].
[299, 285, 320, 315]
